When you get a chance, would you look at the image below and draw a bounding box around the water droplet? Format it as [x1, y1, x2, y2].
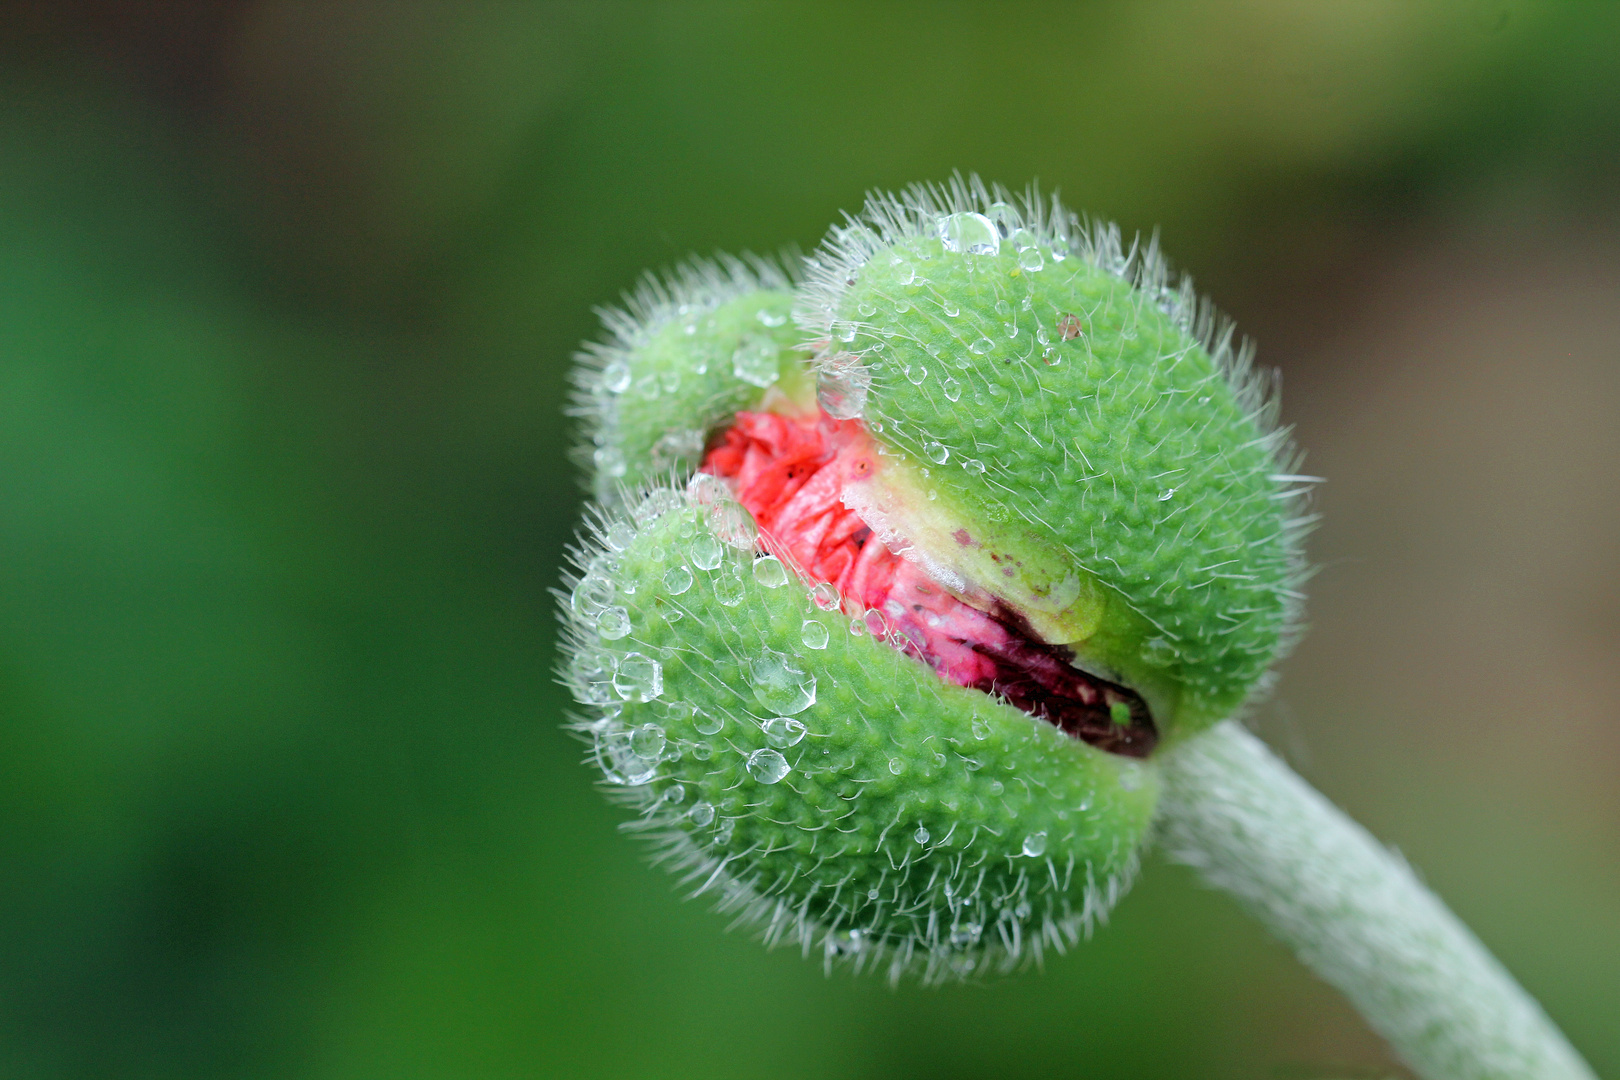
[708, 502, 757, 549]
[969, 336, 994, 355]
[596, 606, 631, 639]
[962, 458, 986, 475]
[1041, 347, 1061, 367]
[604, 521, 636, 552]
[941, 376, 962, 402]
[690, 532, 724, 571]
[593, 445, 626, 478]
[941, 301, 960, 318]
[971, 718, 990, 740]
[762, 717, 807, 748]
[867, 888, 881, 901]
[1009, 227, 1037, 252]
[633, 373, 660, 400]
[694, 710, 723, 736]
[1049, 236, 1070, 262]
[756, 308, 787, 327]
[1003, 322, 1019, 339]
[856, 300, 877, 318]
[863, 608, 890, 640]
[950, 923, 982, 947]
[986, 201, 1018, 233]
[659, 369, 682, 394]
[810, 582, 840, 611]
[914, 826, 931, 844]
[713, 566, 745, 607]
[894, 298, 912, 313]
[630, 722, 666, 758]
[663, 564, 693, 595]
[746, 748, 790, 784]
[715, 818, 735, 843]
[752, 555, 788, 588]
[1158, 488, 1176, 502]
[888, 757, 906, 776]
[800, 619, 829, 650]
[816, 354, 871, 420]
[994, 299, 1012, 317]
[988, 779, 1004, 796]
[614, 653, 664, 702]
[847, 616, 866, 637]
[1018, 247, 1044, 272]
[749, 652, 816, 714]
[903, 362, 927, 385]
[570, 575, 615, 617]
[688, 801, 716, 826]
[661, 782, 686, 805]
[938, 211, 1000, 255]
[1021, 831, 1048, 857]
[635, 489, 684, 524]
[920, 440, 950, 465]
[732, 336, 780, 388]
[601, 360, 632, 393]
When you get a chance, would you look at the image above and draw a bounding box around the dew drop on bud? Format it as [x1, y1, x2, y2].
[914, 826, 931, 844]
[941, 376, 961, 402]
[663, 564, 693, 595]
[604, 521, 636, 552]
[937, 212, 1000, 256]
[752, 555, 788, 588]
[694, 710, 723, 736]
[713, 567, 745, 607]
[924, 441, 950, 464]
[799, 619, 829, 650]
[762, 717, 806, 748]
[1021, 831, 1048, 857]
[962, 458, 986, 475]
[817, 355, 871, 420]
[810, 581, 840, 611]
[571, 574, 614, 617]
[596, 606, 631, 640]
[709, 502, 757, 550]
[690, 533, 723, 571]
[629, 722, 666, 759]
[613, 652, 663, 702]
[749, 651, 816, 714]
[688, 801, 715, 826]
[746, 748, 790, 784]
[732, 336, 781, 388]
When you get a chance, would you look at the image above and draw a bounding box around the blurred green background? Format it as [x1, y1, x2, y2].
[1, 3, 1616, 1078]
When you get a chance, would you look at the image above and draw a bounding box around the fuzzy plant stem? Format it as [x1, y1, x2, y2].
[1158, 721, 1596, 1080]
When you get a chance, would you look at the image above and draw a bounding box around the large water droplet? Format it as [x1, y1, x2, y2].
[604, 521, 636, 552]
[663, 564, 693, 595]
[746, 748, 790, 784]
[938, 212, 1000, 256]
[630, 722, 666, 759]
[713, 567, 745, 607]
[732, 336, 781, 388]
[749, 652, 816, 714]
[1018, 247, 1045, 272]
[941, 301, 960, 318]
[855, 300, 877, 317]
[688, 801, 716, 826]
[762, 717, 806, 748]
[613, 652, 663, 701]
[601, 360, 632, 393]
[903, 362, 927, 385]
[571, 574, 615, 617]
[969, 336, 994, 355]
[694, 710, 724, 736]
[962, 458, 986, 475]
[817, 355, 871, 420]
[914, 826, 931, 844]
[709, 502, 757, 550]
[596, 606, 631, 639]
[752, 555, 788, 588]
[810, 582, 840, 611]
[593, 445, 626, 478]
[941, 376, 962, 402]
[971, 718, 990, 740]
[888, 757, 906, 775]
[800, 619, 829, 650]
[1021, 831, 1048, 857]
[690, 532, 724, 571]
[924, 441, 950, 464]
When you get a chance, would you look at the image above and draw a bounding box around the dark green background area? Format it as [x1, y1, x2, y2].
[1, 4, 1616, 1078]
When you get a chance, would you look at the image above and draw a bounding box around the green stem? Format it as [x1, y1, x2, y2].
[1158, 721, 1596, 1080]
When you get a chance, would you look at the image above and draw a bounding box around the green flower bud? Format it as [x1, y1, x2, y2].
[562, 178, 1312, 981]
[797, 177, 1311, 733]
[570, 253, 813, 504]
[563, 484, 1156, 982]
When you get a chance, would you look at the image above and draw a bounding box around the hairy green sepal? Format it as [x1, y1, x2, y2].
[564, 493, 1158, 981]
